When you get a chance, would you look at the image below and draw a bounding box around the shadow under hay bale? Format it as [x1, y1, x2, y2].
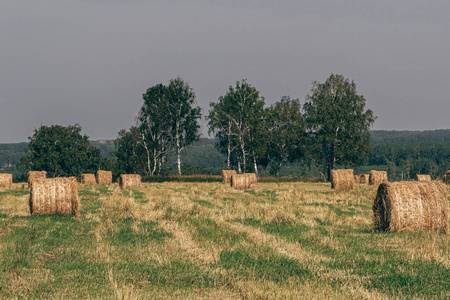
[29, 177, 80, 216]
[369, 170, 388, 185]
[119, 174, 141, 190]
[373, 181, 448, 233]
[331, 169, 354, 190]
[97, 170, 112, 185]
[414, 174, 431, 182]
[0, 173, 12, 187]
[222, 170, 237, 184]
[231, 174, 252, 190]
[81, 174, 97, 184]
[27, 171, 47, 187]
[444, 171, 450, 184]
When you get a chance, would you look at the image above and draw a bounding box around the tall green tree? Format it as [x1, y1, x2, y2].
[138, 78, 201, 176]
[207, 80, 265, 174]
[114, 126, 147, 175]
[266, 96, 305, 176]
[19, 124, 102, 178]
[167, 77, 202, 176]
[303, 74, 376, 181]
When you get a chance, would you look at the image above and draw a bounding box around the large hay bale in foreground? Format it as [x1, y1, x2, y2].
[231, 174, 252, 190]
[331, 169, 354, 190]
[244, 173, 258, 184]
[119, 174, 141, 190]
[97, 170, 112, 185]
[81, 174, 97, 184]
[444, 171, 450, 184]
[222, 170, 237, 184]
[0, 173, 13, 187]
[29, 177, 80, 216]
[27, 171, 47, 187]
[373, 181, 448, 233]
[414, 174, 431, 182]
[369, 170, 388, 185]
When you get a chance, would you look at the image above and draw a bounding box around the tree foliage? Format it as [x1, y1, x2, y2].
[19, 124, 102, 178]
[303, 74, 376, 180]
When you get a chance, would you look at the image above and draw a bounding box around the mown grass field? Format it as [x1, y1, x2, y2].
[0, 181, 449, 299]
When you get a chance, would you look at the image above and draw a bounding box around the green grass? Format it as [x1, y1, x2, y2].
[0, 182, 448, 298]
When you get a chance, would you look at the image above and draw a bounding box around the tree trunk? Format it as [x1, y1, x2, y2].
[177, 146, 182, 176]
[253, 154, 258, 177]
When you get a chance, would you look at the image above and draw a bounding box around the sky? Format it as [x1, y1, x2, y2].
[1, 0, 449, 143]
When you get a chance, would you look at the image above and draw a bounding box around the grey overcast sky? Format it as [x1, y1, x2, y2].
[1, 0, 449, 143]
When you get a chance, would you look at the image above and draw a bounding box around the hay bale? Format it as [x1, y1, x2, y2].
[27, 171, 47, 187]
[29, 177, 80, 216]
[359, 174, 369, 184]
[81, 174, 97, 184]
[444, 171, 450, 184]
[222, 170, 237, 184]
[414, 174, 431, 182]
[354, 175, 361, 183]
[373, 181, 448, 233]
[96, 170, 112, 185]
[0, 173, 13, 187]
[331, 169, 354, 190]
[230, 174, 252, 190]
[119, 174, 141, 190]
[369, 170, 388, 185]
[244, 173, 258, 184]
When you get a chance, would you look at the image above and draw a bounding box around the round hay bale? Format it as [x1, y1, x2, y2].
[222, 170, 237, 184]
[444, 171, 450, 184]
[96, 170, 112, 185]
[29, 177, 80, 217]
[331, 169, 354, 190]
[119, 174, 141, 190]
[373, 181, 448, 233]
[81, 174, 97, 184]
[369, 170, 388, 185]
[359, 174, 369, 184]
[231, 174, 251, 190]
[27, 171, 47, 187]
[414, 174, 431, 182]
[354, 175, 361, 183]
[0, 173, 13, 187]
[244, 173, 258, 184]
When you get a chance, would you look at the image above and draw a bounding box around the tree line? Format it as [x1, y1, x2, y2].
[15, 73, 376, 181]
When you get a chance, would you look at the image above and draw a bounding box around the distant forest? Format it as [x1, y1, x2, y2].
[1, 129, 449, 181]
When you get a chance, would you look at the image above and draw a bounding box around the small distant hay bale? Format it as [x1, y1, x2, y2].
[244, 173, 258, 184]
[81, 174, 97, 184]
[444, 171, 450, 184]
[231, 174, 252, 190]
[119, 174, 141, 190]
[0, 173, 13, 187]
[358, 174, 369, 184]
[331, 169, 354, 190]
[222, 170, 237, 184]
[373, 181, 448, 233]
[414, 174, 431, 182]
[29, 177, 80, 217]
[96, 170, 112, 185]
[369, 170, 388, 185]
[27, 171, 47, 187]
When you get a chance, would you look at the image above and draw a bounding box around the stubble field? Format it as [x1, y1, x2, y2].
[0, 181, 449, 299]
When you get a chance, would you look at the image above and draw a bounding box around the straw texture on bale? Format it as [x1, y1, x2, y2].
[373, 181, 448, 233]
[222, 170, 237, 184]
[331, 169, 354, 190]
[369, 170, 388, 185]
[81, 174, 97, 184]
[119, 174, 141, 190]
[29, 177, 80, 217]
[27, 171, 47, 187]
[0, 173, 13, 187]
[414, 174, 431, 182]
[230, 174, 252, 190]
[97, 170, 112, 185]
[244, 173, 258, 184]
[444, 171, 450, 184]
